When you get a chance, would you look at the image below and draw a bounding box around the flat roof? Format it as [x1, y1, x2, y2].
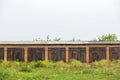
[0, 41, 120, 45]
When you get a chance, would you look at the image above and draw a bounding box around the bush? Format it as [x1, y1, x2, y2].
[33, 60, 54, 68]
[117, 60, 120, 64]
[20, 63, 32, 72]
[98, 59, 108, 66]
[14, 61, 21, 67]
[91, 59, 108, 67]
[20, 67, 32, 72]
[34, 61, 43, 68]
[54, 61, 68, 68]
[69, 59, 83, 68]
[0, 68, 11, 80]
[1, 61, 11, 68]
[40, 61, 54, 68]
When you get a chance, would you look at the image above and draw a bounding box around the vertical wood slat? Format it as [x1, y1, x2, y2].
[4, 47, 7, 61]
[106, 47, 110, 62]
[66, 47, 69, 62]
[45, 47, 48, 61]
[24, 48, 28, 62]
[86, 47, 89, 64]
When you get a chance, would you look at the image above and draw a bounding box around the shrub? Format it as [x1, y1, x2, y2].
[98, 59, 108, 66]
[40, 61, 54, 68]
[33, 60, 54, 68]
[33, 61, 42, 68]
[1, 61, 11, 68]
[0, 68, 11, 80]
[91, 59, 108, 67]
[20, 63, 32, 72]
[69, 59, 82, 68]
[14, 61, 21, 67]
[117, 60, 120, 64]
[91, 61, 100, 67]
[54, 61, 68, 68]
[20, 67, 32, 72]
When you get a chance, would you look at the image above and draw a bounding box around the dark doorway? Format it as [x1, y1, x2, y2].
[89, 47, 106, 63]
[7, 48, 24, 61]
[28, 48, 45, 61]
[0, 48, 4, 61]
[69, 47, 86, 63]
[48, 48, 66, 62]
[110, 47, 120, 60]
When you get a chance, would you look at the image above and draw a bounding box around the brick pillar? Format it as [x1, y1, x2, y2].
[106, 47, 110, 62]
[45, 47, 48, 61]
[24, 48, 28, 62]
[86, 47, 89, 64]
[4, 47, 7, 61]
[66, 47, 69, 62]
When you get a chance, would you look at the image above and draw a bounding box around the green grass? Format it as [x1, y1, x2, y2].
[0, 59, 120, 80]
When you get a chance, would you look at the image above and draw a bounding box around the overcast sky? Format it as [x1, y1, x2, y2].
[0, 0, 120, 41]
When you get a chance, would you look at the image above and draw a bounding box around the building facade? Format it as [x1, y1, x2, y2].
[0, 41, 120, 63]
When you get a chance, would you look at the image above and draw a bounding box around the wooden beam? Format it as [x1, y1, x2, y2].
[65, 47, 69, 62]
[4, 47, 7, 61]
[24, 48, 28, 62]
[106, 47, 110, 62]
[0, 45, 112, 48]
[45, 47, 48, 61]
[86, 47, 89, 64]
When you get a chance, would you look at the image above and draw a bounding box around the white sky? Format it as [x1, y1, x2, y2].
[0, 0, 120, 41]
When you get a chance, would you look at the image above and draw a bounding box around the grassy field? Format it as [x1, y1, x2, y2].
[0, 59, 120, 80]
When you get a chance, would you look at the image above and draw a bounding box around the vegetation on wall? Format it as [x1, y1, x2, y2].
[33, 35, 61, 42]
[33, 33, 118, 42]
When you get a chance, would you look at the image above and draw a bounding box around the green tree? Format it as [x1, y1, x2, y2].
[98, 33, 118, 41]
